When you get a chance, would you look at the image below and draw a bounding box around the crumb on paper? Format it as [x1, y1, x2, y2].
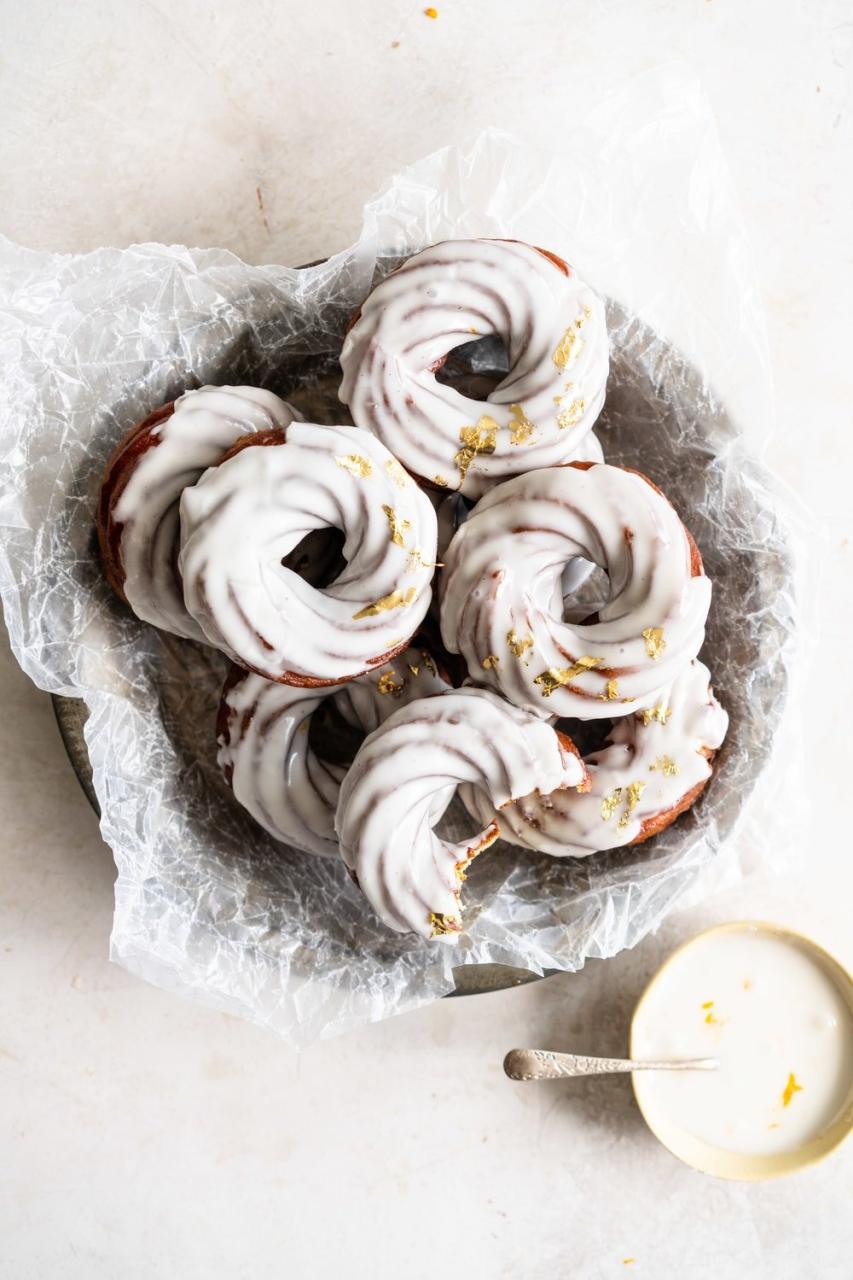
[255, 185, 270, 235]
[391, 40, 400, 48]
[782, 1072, 803, 1107]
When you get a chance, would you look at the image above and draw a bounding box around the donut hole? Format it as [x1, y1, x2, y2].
[281, 526, 347, 589]
[561, 559, 611, 622]
[553, 715, 614, 758]
[433, 334, 509, 399]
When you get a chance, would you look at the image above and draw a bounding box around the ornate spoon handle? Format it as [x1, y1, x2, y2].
[503, 1048, 718, 1081]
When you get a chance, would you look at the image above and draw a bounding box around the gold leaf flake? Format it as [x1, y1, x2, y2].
[381, 504, 411, 547]
[557, 398, 586, 430]
[420, 650, 437, 675]
[533, 655, 603, 696]
[433, 474, 449, 488]
[429, 912, 461, 937]
[352, 587, 417, 619]
[599, 679, 620, 701]
[469, 325, 479, 335]
[507, 403, 536, 446]
[640, 702, 672, 726]
[384, 458, 410, 489]
[407, 662, 419, 676]
[553, 322, 586, 370]
[650, 755, 680, 777]
[782, 1072, 803, 1107]
[506, 630, 534, 661]
[454, 415, 498, 481]
[616, 780, 647, 830]
[406, 546, 442, 572]
[376, 671, 403, 696]
[701, 1000, 715, 1010]
[553, 395, 563, 406]
[482, 654, 500, 670]
[601, 788, 623, 822]
[642, 627, 666, 660]
[335, 454, 372, 478]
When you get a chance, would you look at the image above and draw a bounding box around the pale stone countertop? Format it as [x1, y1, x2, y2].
[1, 2, 851, 1276]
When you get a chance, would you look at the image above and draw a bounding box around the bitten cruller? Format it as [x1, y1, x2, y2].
[461, 659, 728, 858]
[335, 686, 589, 939]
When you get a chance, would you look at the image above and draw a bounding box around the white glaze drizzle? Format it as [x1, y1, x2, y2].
[112, 385, 298, 640]
[461, 660, 728, 856]
[440, 462, 711, 719]
[339, 239, 609, 497]
[335, 687, 587, 939]
[218, 648, 450, 858]
[179, 423, 438, 682]
[333, 647, 451, 735]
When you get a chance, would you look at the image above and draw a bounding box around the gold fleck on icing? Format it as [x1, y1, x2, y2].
[782, 1072, 803, 1107]
[642, 627, 666, 660]
[533, 655, 603, 696]
[407, 662, 419, 676]
[553, 395, 563, 406]
[616, 780, 646, 830]
[650, 755, 680, 777]
[381, 504, 412, 547]
[599, 679, 620, 701]
[433, 474, 448, 488]
[601, 788, 623, 822]
[384, 458, 410, 489]
[557, 398, 586, 431]
[507, 403, 536, 445]
[454, 416, 498, 481]
[701, 1000, 715, 1010]
[506, 630, 534, 661]
[705, 1010, 718, 1025]
[376, 671, 403, 696]
[640, 702, 672, 725]
[420, 650, 437, 675]
[469, 325, 479, 335]
[553, 327, 578, 369]
[335, 454, 372, 478]
[482, 654, 500, 670]
[406, 546, 442, 572]
[352, 587, 417, 619]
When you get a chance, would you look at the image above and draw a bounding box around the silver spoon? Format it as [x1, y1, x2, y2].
[504, 1048, 719, 1081]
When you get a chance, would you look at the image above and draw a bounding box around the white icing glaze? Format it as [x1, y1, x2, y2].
[218, 648, 450, 858]
[339, 239, 609, 497]
[334, 646, 451, 735]
[111, 385, 298, 640]
[440, 461, 712, 719]
[633, 927, 853, 1158]
[461, 659, 727, 856]
[179, 423, 438, 682]
[335, 687, 587, 939]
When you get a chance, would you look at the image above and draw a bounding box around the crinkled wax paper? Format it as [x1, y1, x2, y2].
[0, 70, 804, 1043]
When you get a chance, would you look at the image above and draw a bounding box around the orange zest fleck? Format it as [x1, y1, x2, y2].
[782, 1072, 803, 1107]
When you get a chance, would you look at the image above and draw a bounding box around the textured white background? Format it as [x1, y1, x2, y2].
[1, 1, 851, 1277]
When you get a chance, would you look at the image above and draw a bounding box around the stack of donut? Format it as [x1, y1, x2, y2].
[98, 238, 727, 942]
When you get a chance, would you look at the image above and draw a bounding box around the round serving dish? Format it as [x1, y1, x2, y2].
[50, 277, 795, 1014]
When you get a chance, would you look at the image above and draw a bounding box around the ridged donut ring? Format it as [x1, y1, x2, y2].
[461, 659, 728, 857]
[97, 385, 298, 640]
[335, 687, 588, 939]
[217, 647, 451, 858]
[440, 461, 711, 720]
[179, 422, 438, 685]
[339, 238, 609, 497]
